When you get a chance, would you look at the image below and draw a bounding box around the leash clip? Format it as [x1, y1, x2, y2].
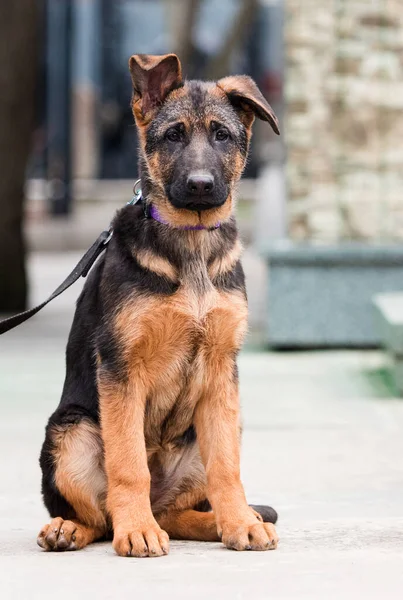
[127, 179, 142, 206]
[103, 228, 113, 245]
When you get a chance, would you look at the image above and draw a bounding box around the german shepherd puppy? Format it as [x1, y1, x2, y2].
[37, 54, 280, 557]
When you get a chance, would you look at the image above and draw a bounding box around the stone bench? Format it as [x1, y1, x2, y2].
[260, 242, 403, 347]
[373, 292, 403, 395]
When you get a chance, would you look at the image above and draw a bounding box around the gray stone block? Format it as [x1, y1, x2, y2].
[260, 242, 403, 347]
[373, 293, 403, 355]
[393, 355, 403, 395]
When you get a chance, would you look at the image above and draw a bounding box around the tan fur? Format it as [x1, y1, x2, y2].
[134, 247, 178, 281]
[146, 191, 233, 230]
[112, 268, 248, 411]
[98, 375, 170, 557]
[193, 322, 278, 550]
[208, 238, 243, 279]
[157, 510, 220, 542]
[232, 153, 248, 181]
[37, 517, 103, 551]
[51, 420, 107, 531]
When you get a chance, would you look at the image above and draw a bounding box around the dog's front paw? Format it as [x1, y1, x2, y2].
[113, 520, 169, 557]
[219, 517, 278, 551]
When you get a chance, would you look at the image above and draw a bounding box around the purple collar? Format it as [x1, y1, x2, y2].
[149, 203, 220, 231]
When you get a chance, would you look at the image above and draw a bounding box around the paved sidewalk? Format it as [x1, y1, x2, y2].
[1, 253, 403, 599]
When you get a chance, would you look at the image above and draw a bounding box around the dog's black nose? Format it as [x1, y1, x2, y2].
[187, 173, 215, 196]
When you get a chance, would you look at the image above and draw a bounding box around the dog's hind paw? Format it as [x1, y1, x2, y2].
[37, 517, 88, 551]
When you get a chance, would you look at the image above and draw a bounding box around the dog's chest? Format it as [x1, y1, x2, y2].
[140, 273, 247, 448]
[157, 264, 246, 359]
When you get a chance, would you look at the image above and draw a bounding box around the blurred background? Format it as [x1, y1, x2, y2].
[1, 0, 403, 391]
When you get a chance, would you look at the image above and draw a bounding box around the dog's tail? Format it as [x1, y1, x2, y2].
[195, 499, 278, 524]
[250, 504, 278, 524]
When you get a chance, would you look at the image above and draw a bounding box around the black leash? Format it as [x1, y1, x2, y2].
[0, 228, 112, 335]
[0, 181, 144, 336]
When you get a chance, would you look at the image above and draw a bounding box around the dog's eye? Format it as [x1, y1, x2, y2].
[166, 128, 182, 143]
[215, 128, 230, 142]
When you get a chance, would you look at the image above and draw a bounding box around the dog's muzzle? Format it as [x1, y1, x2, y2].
[168, 171, 227, 212]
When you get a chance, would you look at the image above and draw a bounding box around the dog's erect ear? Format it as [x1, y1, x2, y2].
[217, 75, 280, 135]
[129, 54, 183, 121]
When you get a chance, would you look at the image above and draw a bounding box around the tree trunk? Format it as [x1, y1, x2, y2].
[173, 0, 201, 72]
[206, 0, 258, 80]
[165, 0, 259, 81]
[163, 0, 201, 75]
[0, 1, 40, 312]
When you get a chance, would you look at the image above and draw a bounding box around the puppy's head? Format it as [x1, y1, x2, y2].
[129, 53, 279, 228]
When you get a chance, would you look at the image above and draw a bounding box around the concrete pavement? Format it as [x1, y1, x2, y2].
[1, 252, 403, 599]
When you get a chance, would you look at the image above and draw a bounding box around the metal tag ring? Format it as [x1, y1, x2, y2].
[133, 179, 142, 197]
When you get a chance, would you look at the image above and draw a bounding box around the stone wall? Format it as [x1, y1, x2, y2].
[285, 0, 403, 242]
